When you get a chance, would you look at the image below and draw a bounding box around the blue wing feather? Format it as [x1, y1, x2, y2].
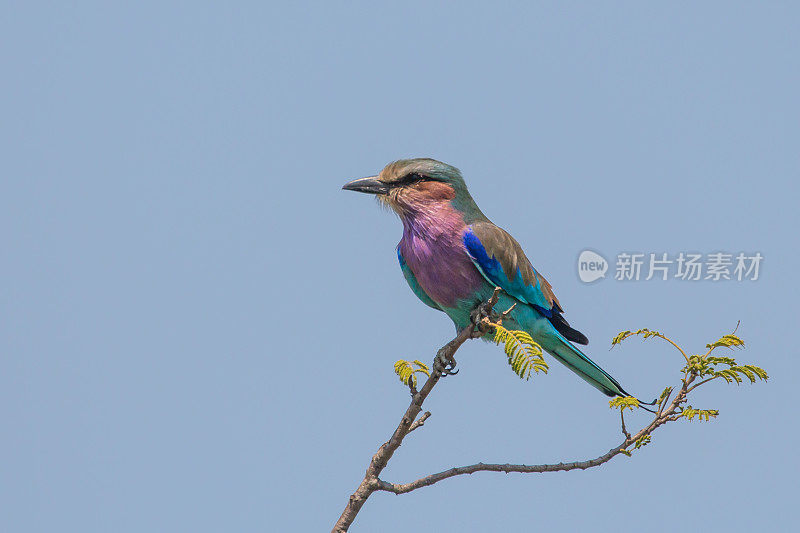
[463, 227, 554, 313]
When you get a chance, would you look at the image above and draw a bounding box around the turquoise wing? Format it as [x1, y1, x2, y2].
[462, 222, 560, 315]
[463, 222, 588, 345]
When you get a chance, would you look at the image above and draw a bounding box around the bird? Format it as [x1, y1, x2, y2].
[343, 158, 631, 398]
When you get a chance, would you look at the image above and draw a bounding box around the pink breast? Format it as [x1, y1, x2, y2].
[399, 230, 484, 308]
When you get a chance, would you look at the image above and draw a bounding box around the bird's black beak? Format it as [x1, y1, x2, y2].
[342, 176, 390, 195]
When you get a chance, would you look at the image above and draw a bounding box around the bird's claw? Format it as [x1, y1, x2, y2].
[470, 304, 494, 334]
[434, 348, 459, 377]
[441, 365, 459, 376]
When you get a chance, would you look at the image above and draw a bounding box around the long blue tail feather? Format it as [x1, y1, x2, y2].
[540, 331, 630, 398]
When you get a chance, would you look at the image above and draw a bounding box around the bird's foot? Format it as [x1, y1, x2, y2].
[470, 302, 496, 336]
[468, 287, 507, 337]
[470, 304, 491, 327]
[434, 347, 459, 377]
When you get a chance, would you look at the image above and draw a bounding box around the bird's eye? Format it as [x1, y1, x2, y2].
[397, 172, 433, 185]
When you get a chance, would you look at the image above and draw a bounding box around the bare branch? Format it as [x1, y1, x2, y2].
[408, 412, 431, 434]
[375, 373, 695, 495]
[375, 444, 627, 494]
[332, 293, 741, 531]
[332, 290, 502, 532]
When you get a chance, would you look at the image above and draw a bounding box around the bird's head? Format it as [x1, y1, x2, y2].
[342, 158, 484, 221]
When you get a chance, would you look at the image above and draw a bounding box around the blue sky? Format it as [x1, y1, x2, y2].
[1, 2, 797, 532]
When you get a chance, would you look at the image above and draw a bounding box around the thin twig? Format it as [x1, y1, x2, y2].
[620, 410, 631, 439]
[408, 412, 431, 433]
[661, 336, 691, 364]
[687, 376, 718, 393]
[500, 303, 516, 321]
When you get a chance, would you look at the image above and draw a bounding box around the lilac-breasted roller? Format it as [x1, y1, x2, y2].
[343, 158, 630, 397]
